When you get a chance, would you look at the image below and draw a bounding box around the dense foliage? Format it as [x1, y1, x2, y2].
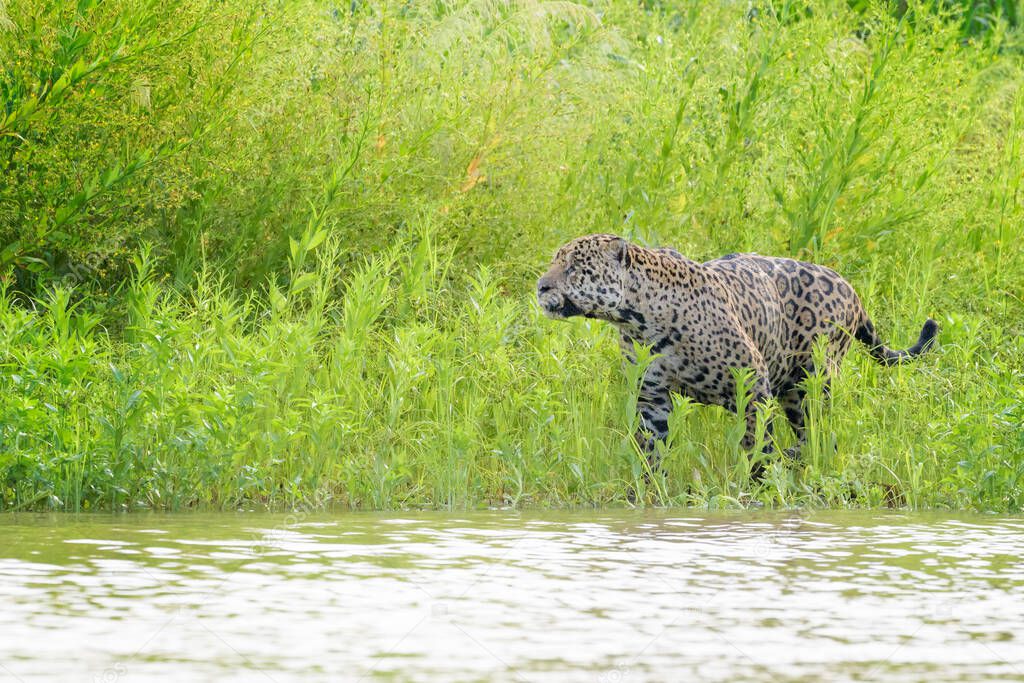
[1, 1, 1022, 511]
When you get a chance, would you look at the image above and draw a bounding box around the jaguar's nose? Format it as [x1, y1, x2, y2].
[536, 277, 555, 296]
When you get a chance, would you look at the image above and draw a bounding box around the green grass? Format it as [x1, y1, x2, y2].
[1, 1, 1023, 512]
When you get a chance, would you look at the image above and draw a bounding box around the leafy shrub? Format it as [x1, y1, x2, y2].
[1, 1, 1022, 511]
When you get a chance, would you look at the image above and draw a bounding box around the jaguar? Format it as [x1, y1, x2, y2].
[536, 234, 938, 480]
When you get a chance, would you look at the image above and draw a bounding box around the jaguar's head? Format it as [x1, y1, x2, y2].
[536, 234, 633, 321]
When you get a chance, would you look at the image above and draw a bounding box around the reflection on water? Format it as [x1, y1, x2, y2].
[1, 510, 1022, 682]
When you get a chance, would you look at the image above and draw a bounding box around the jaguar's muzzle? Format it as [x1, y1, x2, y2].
[536, 276, 582, 319]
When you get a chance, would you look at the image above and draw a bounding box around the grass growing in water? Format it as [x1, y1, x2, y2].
[1, 1, 1022, 511]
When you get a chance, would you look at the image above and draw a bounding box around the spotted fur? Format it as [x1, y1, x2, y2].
[536, 234, 938, 480]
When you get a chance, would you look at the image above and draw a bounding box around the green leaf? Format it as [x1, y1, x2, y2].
[290, 272, 317, 294]
[306, 229, 328, 252]
[0, 241, 21, 265]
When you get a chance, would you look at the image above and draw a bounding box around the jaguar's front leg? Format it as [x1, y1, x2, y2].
[636, 380, 673, 484]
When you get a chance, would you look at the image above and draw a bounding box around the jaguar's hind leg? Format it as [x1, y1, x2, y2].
[780, 371, 832, 459]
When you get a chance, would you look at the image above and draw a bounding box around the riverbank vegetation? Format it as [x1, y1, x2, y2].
[2, 1, 1022, 512]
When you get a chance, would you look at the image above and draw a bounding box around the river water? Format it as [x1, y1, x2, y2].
[1, 510, 1022, 682]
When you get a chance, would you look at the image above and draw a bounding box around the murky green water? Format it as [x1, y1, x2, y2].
[1, 511, 1022, 682]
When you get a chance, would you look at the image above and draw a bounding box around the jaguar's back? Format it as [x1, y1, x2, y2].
[703, 253, 865, 388]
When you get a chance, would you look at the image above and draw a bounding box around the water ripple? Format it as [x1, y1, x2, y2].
[1, 510, 1022, 682]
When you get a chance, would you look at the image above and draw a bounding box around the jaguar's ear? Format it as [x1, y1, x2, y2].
[606, 237, 632, 267]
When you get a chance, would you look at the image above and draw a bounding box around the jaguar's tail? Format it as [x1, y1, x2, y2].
[854, 317, 939, 366]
